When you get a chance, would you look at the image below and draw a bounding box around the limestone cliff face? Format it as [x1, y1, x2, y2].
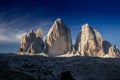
[45, 19, 72, 56]
[19, 28, 44, 54]
[75, 24, 104, 57]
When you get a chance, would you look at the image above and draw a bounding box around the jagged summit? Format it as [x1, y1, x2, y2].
[54, 18, 65, 26]
[18, 28, 44, 54]
[82, 23, 96, 32]
[82, 23, 89, 27]
[36, 28, 43, 38]
[29, 29, 34, 33]
[55, 18, 62, 22]
[46, 18, 65, 38]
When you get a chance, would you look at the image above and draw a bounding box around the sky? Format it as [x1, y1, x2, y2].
[0, 0, 120, 53]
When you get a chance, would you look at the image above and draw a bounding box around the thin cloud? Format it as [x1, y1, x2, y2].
[0, 8, 55, 44]
[0, 27, 27, 43]
[0, 17, 53, 44]
[0, 20, 52, 44]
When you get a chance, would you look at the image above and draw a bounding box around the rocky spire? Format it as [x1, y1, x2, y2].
[75, 23, 104, 57]
[36, 28, 43, 38]
[17, 21, 120, 58]
[18, 28, 44, 54]
[29, 29, 34, 33]
[45, 18, 72, 56]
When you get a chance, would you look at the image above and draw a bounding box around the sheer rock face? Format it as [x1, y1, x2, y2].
[75, 24, 104, 57]
[45, 19, 72, 56]
[19, 28, 44, 54]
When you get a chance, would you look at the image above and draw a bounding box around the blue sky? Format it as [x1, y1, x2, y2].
[0, 0, 120, 53]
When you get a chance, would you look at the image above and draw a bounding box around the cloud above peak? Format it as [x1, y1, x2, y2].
[0, 8, 54, 44]
[0, 19, 52, 44]
[0, 27, 27, 43]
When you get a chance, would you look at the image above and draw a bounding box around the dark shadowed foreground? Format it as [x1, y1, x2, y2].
[0, 53, 120, 80]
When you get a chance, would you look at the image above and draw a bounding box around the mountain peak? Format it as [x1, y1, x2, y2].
[18, 28, 44, 54]
[55, 18, 63, 24]
[75, 24, 104, 56]
[82, 23, 91, 30]
[36, 28, 43, 38]
[84, 23, 89, 26]
[29, 29, 34, 33]
[56, 18, 62, 21]
[45, 18, 72, 56]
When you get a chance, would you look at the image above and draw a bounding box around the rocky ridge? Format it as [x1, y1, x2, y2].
[18, 28, 44, 54]
[18, 18, 120, 58]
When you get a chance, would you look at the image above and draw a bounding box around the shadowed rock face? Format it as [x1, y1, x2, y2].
[19, 28, 44, 54]
[75, 24, 104, 57]
[45, 19, 72, 56]
[102, 41, 112, 54]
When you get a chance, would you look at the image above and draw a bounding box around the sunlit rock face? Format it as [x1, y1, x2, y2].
[19, 28, 44, 54]
[45, 19, 72, 56]
[75, 24, 104, 57]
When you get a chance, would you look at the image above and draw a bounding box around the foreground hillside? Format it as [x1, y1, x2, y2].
[0, 53, 120, 80]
